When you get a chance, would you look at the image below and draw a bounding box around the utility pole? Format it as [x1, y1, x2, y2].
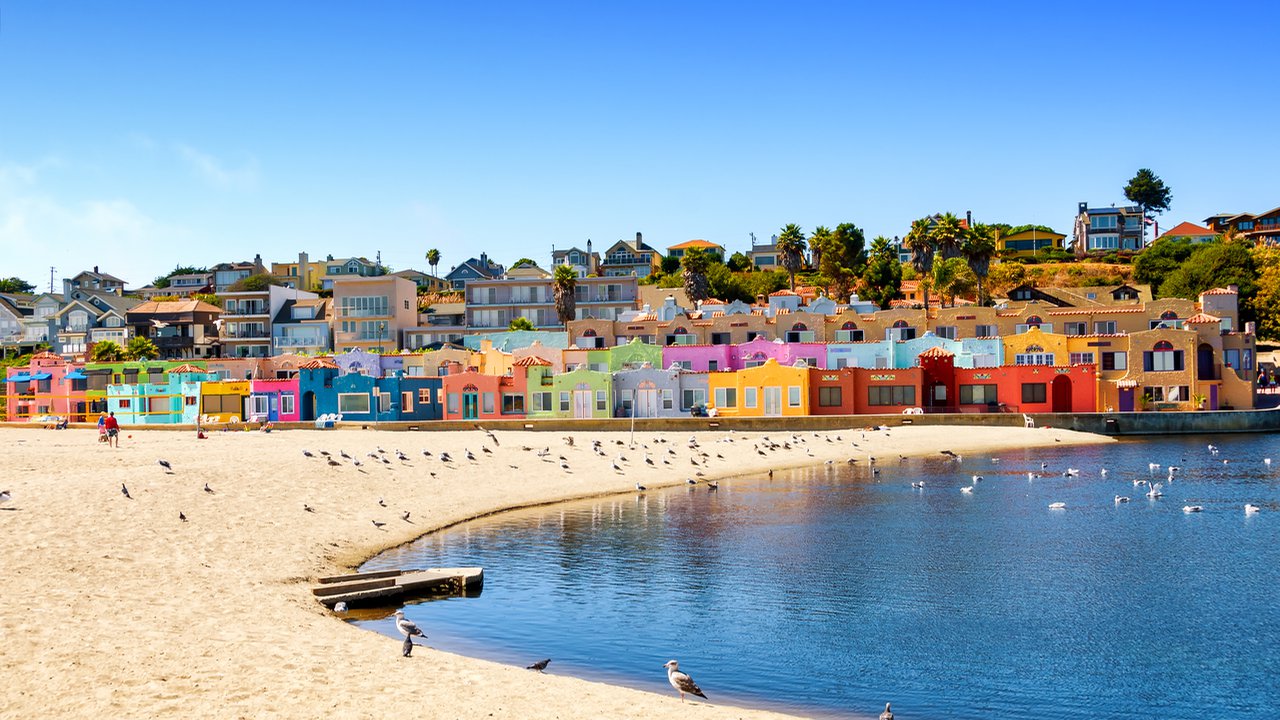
[49, 267, 56, 293]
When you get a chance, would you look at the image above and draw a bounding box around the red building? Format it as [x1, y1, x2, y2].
[440, 363, 527, 421]
[919, 347, 1097, 413]
[808, 367, 858, 415]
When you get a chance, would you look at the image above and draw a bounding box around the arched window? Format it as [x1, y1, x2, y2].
[1153, 340, 1173, 351]
[841, 321, 858, 330]
[791, 322, 808, 331]
[1025, 315, 1043, 327]
[1160, 310, 1178, 320]
[892, 319, 909, 328]
[1146, 341, 1181, 372]
[672, 327, 688, 334]
[582, 329, 597, 337]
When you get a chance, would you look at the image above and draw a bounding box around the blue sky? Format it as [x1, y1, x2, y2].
[2, 1, 1278, 290]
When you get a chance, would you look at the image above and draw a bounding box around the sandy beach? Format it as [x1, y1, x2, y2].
[0, 423, 1109, 719]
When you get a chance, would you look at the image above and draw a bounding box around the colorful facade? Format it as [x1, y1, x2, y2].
[706, 359, 810, 417]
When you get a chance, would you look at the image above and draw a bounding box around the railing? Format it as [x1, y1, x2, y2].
[223, 330, 271, 339]
[273, 336, 328, 348]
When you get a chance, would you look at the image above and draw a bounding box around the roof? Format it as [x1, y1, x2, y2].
[1157, 221, 1215, 239]
[917, 346, 955, 358]
[168, 363, 205, 374]
[512, 356, 552, 367]
[1201, 287, 1238, 296]
[1183, 313, 1221, 324]
[127, 299, 223, 315]
[667, 239, 725, 251]
[769, 289, 798, 297]
[299, 357, 339, 370]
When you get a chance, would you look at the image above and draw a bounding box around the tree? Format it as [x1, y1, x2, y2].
[553, 264, 577, 325]
[1123, 168, 1173, 247]
[930, 212, 965, 260]
[125, 336, 159, 361]
[152, 266, 208, 290]
[90, 340, 125, 363]
[0, 277, 36, 293]
[903, 217, 936, 314]
[776, 224, 807, 291]
[193, 293, 222, 307]
[1250, 243, 1280, 340]
[726, 251, 752, 272]
[741, 270, 789, 301]
[226, 273, 283, 292]
[511, 257, 538, 269]
[1158, 241, 1257, 321]
[508, 316, 536, 331]
[985, 261, 1027, 297]
[932, 257, 977, 307]
[961, 223, 998, 305]
[818, 222, 868, 301]
[1133, 236, 1196, 295]
[426, 248, 441, 278]
[681, 247, 713, 303]
[861, 236, 903, 310]
[659, 255, 682, 275]
[808, 226, 832, 273]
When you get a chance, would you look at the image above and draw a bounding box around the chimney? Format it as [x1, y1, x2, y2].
[1078, 202, 1087, 215]
[635, 232, 642, 245]
[1228, 284, 1239, 293]
[966, 210, 973, 227]
[93, 265, 99, 274]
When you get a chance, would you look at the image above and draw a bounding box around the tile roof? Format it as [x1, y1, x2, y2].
[917, 346, 955, 358]
[512, 356, 552, 367]
[769, 290, 798, 296]
[129, 299, 223, 315]
[667, 239, 724, 250]
[299, 357, 339, 370]
[1201, 287, 1238, 296]
[1157, 221, 1215, 239]
[168, 364, 205, 374]
[1183, 313, 1221, 324]
[1046, 307, 1147, 315]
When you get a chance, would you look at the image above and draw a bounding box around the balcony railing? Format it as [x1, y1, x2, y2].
[223, 330, 271, 339]
[273, 336, 328, 348]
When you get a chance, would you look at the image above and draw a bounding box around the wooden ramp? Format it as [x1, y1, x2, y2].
[312, 567, 483, 608]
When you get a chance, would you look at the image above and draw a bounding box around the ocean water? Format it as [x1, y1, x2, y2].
[357, 434, 1280, 719]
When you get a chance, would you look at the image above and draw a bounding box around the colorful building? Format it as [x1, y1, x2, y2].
[441, 365, 528, 421]
[3, 352, 88, 421]
[706, 359, 810, 417]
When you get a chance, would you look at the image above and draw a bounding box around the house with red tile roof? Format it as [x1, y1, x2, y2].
[1156, 221, 1217, 244]
[666, 239, 725, 262]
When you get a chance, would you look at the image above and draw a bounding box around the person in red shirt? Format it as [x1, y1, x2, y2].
[103, 412, 121, 448]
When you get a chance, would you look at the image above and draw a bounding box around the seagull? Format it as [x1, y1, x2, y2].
[1264, 458, 1272, 467]
[402, 636, 414, 657]
[333, 601, 348, 613]
[1183, 505, 1203, 513]
[1063, 468, 1080, 477]
[327, 458, 341, 467]
[961, 486, 973, 494]
[635, 482, 647, 492]
[303, 504, 315, 513]
[939, 450, 958, 458]
[663, 660, 706, 703]
[401, 511, 411, 522]
[372, 520, 386, 529]
[880, 703, 894, 720]
[1100, 468, 1108, 476]
[464, 449, 476, 462]
[527, 658, 551, 672]
[972, 475, 984, 483]
[1049, 502, 1066, 509]
[1115, 495, 1130, 503]
[179, 511, 187, 522]
[911, 481, 924, 489]
[481, 446, 492, 455]
[318, 450, 330, 457]
[393, 609, 427, 640]
[121, 483, 131, 499]
[421, 449, 432, 457]
[302, 449, 315, 458]
[1147, 483, 1164, 499]
[352, 459, 362, 467]
[0, 490, 9, 506]
[559, 459, 570, 471]
[157, 459, 173, 473]
[612, 461, 623, 473]
[340, 451, 352, 460]
[1245, 503, 1260, 515]
[203, 483, 214, 494]
[378, 497, 386, 507]
[151, 318, 169, 329]
[706, 481, 719, 491]
[686, 478, 697, 485]
[1149, 463, 1161, 473]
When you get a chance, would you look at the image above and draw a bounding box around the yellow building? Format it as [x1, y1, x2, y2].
[998, 228, 1067, 259]
[705, 359, 810, 417]
[199, 379, 251, 422]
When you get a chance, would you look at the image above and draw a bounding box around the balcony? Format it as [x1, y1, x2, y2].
[273, 336, 328, 349]
[155, 336, 194, 349]
[223, 329, 271, 339]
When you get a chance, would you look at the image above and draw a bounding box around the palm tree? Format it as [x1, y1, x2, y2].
[681, 247, 713, 304]
[903, 217, 936, 315]
[961, 223, 998, 305]
[426, 248, 441, 278]
[90, 340, 125, 363]
[930, 212, 965, 260]
[808, 226, 832, 273]
[125, 336, 160, 361]
[776, 224, 807, 291]
[553, 264, 577, 326]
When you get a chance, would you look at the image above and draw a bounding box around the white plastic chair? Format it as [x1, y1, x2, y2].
[1023, 414, 1035, 428]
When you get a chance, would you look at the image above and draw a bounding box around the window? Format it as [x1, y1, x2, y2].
[281, 394, 295, 415]
[661, 389, 674, 410]
[338, 393, 370, 414]
[868, 385, 915, 406]
[380, 392, 392, 413]
[418, 388, 432, 404]
[532, 392, 552, 412]
[1093, 321, 1117, 334]
[1090, 215, 1118, 230]
[672, 360, 692, 371]
[1144, 386, 1165, 402]
[1015, 351, 1055, 365]
[959, 384, 997, 404]
[596, 390, 607, 411]
[1069, 352, 1096, 365]
[787, 386, 802, 407]
[480, 392, 493, 414]
[1022, 383, 1047, 404]
[1089, 234, 1120, 250]
[447, 393, 459, 414]
[1063, 322, 1087, 336]
[682, 388, 706, 409]
[559, 392, 570, 412]
[1224, 349, 1240, 368]
[706, 360, 719, 372]
[818, 387, 842, 407]
[934, 326, 957, 340]
[502, 393, 524, 413]
[1102, 352, 1127, 371]
[401, 391, 413, 410]
[185, 395, 198, 406]
[118, 398, 132, 409]
[1243, 349, 1253, 370]
[714, 387, 737, 408]
[834, 329, 864, 342]
[250, 395, 270, 417]
[744, 387, 758, 408]
[1144, 341, 1183, 372]
[974, 324, 998, 338]
[710, 333, 730, 345]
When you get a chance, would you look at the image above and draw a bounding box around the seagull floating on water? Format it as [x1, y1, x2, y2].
[1049, 502, 1066, 509]
[1183, 505, 1203, 513]
[663, 660, 707, 703]
[1245, 503, 1260, 515]
[960, 486, 974, 494]
[1115, 495, 1130, 503]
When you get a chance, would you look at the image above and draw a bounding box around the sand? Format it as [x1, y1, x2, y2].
[0, 423, 1110, 719]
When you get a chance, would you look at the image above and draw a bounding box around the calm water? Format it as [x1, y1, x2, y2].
[357, 434, 1280, 719]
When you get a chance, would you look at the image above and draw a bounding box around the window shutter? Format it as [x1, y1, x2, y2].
[1143, 352, 1153, 372]
[1174, 351, 1184, 372]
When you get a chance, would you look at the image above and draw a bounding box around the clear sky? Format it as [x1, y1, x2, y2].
[2, 1, 1278, 291]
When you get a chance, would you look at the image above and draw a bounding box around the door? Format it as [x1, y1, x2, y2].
[462, 392, 479, 419]
[634, 382, 658, 418]
[301, 391, 316, 422]
[763, 387, 782, 416]
[1051, 375, 1072, 413]
[1118, 387, 1134, 412]
[572, 383, 593, 418]
[1209, 384, 1218, 410]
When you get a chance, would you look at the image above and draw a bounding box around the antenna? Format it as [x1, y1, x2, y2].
[49, 266, 56, 293]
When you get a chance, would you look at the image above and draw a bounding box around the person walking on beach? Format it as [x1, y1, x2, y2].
[97, 412, 107, 444]
[104, 411, 121, 448]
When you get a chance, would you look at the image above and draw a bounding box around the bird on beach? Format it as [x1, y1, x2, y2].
[340, 451, 352, 460]
[372, 520, 386, 529]
[327, 458, 341, 467]
[121, 483, 131, 499]
[303, 504, 315, 513]
[333, 601, 348, 613]
[706, 481, 718, 491]
[393, 609, 427, 640]
[302, 449, 315, 458]
[612, 461, 624, 473]
[157, 459, 173, 473]
[378, 497, 386, 507]
[880, 703, 894, 720]
[0, 489, 11, 506]
[179, 511, 187, 522]
[663, 660, 707, 703]
[527, 658, 551, 672]
[635, 482, 647, 492]
[401, 511, 411, 522]
[203, 483, 214, 494]
[402, 636, 415, 657]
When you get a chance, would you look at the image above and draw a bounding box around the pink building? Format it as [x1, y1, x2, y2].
[440, 363, 528, 420]
[248, 376, 302, 422]
[662, 343, 733, 373]
[3, 352, 89, 421]
[731, 336, 827, 370]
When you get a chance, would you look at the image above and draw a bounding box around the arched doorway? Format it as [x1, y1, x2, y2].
[301, 391, 316, 421]
[634, 380, 658, 418]
[572, 382, 594, 418]
[462, 384, 479, 420]
[1051, 375, 1072, 412]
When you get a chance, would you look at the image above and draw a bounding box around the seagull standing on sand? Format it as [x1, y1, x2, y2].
[157, 459, 173, 473]
[663, 660, 707, 703]
[121, 483, 131, 499]
[402, 636, 414, 657]
[203, 483, 214, 494]
[0, 490, 11, 506]
[527, 659, 551, 672]
[393, 609, 427, 641]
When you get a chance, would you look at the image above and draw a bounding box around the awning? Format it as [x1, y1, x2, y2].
[1115, 379, 1139, 388]
[64, 370, 88, 380]
[29, 372, 52, 381]
[5, 374, 32, 383]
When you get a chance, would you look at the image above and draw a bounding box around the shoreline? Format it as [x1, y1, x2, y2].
[0, 424, 1111, 719]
